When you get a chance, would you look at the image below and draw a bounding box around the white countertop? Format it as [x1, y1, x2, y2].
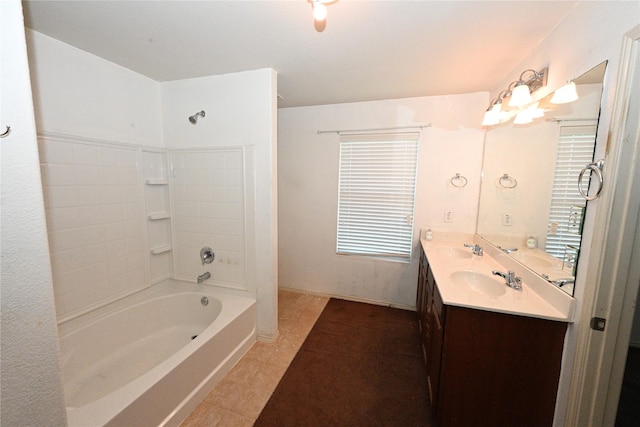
[421, 237, 576, 322]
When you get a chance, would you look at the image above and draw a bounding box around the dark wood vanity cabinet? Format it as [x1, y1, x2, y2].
[416, 247, 568, 426]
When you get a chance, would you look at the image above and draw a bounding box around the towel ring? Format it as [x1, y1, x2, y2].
[0, 126, 10, 138]
[497, 174, 517, 189]
[450, 173, 468, 188]
[578, 159, 604, 201]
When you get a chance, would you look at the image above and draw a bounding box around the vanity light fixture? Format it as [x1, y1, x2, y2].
[482, 67, 548, 127]
[550, 80, 579, 104]
[513, 102, 545, 125]
[513, 110, 533, 125]
[509, 83, 533, 107]
[481, 101, 502, 126]
[528, 102, 545, 119]
[481, 88, 516, 126]
[508, 68, 548, 107]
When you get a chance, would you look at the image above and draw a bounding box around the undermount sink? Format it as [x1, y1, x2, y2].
[512, 253, 554, 268]
[436, 246, 473, 259]
[450, 271, 506, 297]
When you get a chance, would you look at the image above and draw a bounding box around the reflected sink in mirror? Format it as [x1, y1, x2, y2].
[511, 252, 554, 268]
[436, 246, 473, 259]
[450, 271, 507, 297]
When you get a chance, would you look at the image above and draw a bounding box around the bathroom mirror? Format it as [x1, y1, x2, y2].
[477, 61, 607, 296]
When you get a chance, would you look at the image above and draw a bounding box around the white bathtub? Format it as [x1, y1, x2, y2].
[58, 281, 257, 427]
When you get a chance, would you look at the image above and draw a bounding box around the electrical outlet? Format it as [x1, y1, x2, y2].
[444, 210, 454, 223]
[502, 213, 512, 226]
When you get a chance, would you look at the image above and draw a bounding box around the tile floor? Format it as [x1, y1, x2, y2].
[180, 289, 329, 427]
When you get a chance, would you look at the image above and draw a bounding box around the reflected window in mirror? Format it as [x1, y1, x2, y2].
[476, 61, 607, 296]
[545, 125, 597, 261]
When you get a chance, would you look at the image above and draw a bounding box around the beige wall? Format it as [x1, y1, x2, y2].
[278, 93, 487, 308]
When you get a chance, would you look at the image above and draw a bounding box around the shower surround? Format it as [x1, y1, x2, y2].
[39, 133, 255, 320]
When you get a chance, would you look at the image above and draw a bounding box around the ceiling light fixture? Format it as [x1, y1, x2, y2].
[310, 0, 338, 24]
[313, 2, 327, 21]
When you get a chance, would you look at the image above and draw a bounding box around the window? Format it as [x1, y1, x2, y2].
[545, 125, 597, 258]
[336, 132, 420, 260]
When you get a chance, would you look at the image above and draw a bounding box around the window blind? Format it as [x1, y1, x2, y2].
[336, 132, 420, 260]
[545, 125, 597, 258]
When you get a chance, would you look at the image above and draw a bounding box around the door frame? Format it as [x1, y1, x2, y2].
[566, 24, 640, 426]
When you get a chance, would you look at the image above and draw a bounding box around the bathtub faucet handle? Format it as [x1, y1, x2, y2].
[200, 247, 214, 265]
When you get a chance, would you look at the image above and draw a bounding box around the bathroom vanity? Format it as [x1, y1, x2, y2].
[417, 237, 574, 426]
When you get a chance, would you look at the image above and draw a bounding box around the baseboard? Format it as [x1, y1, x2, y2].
[278, 286, 415, 311]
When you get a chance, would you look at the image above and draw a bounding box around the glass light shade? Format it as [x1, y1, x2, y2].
[530, 107, 544, 119]
[513, 110, 533, 125]
[498, 110, 515, 123]
[481, 102, 502, 126]
[313, 2, 327, 21]
[509, 83, 533, 107]
[550, 81, 579, 104]
[526, 102, 545, 119]
[482, 110, 499, 126]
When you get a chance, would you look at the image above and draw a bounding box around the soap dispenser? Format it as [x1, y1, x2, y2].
[526, 234, 537, 249]
[425, 228, 434, 241]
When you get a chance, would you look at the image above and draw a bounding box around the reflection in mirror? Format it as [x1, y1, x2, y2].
[477, 61, 607, 296]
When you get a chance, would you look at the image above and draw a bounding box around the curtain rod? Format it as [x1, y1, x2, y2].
[317, 124, 432, 135]
[546, 118, 598, 123]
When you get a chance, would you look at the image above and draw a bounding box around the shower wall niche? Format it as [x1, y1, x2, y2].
[142, 149, 174, 284]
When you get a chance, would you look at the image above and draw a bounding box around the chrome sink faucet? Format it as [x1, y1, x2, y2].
[492, 270, 523, 291]
[551, 278, 575, 288]
[464, 243, 483, 256]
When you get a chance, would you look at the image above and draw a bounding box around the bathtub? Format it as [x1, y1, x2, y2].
[57, 281, 257, 427]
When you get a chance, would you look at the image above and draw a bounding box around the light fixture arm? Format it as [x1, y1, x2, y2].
[485, 88, 513, 109]
[517, 68, 548, 92]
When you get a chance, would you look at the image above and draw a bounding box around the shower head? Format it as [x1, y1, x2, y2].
[188, 110, 206, 124]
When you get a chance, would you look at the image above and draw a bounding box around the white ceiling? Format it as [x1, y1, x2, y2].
[22, 0, 578, 108]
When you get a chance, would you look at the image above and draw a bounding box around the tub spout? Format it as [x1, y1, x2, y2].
[197, 272, 211, 284]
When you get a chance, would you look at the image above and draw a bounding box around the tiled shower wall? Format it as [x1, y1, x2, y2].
[39, 134, 147, 319]
[170, 148, 246, 289]
[39, 134, 250, 320]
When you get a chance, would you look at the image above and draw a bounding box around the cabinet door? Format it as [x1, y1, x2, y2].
[417, 251, 430, 351]
[417, 251, 427, 318]
[437, 306, 567, 426]
[426, 293, 444, 412]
